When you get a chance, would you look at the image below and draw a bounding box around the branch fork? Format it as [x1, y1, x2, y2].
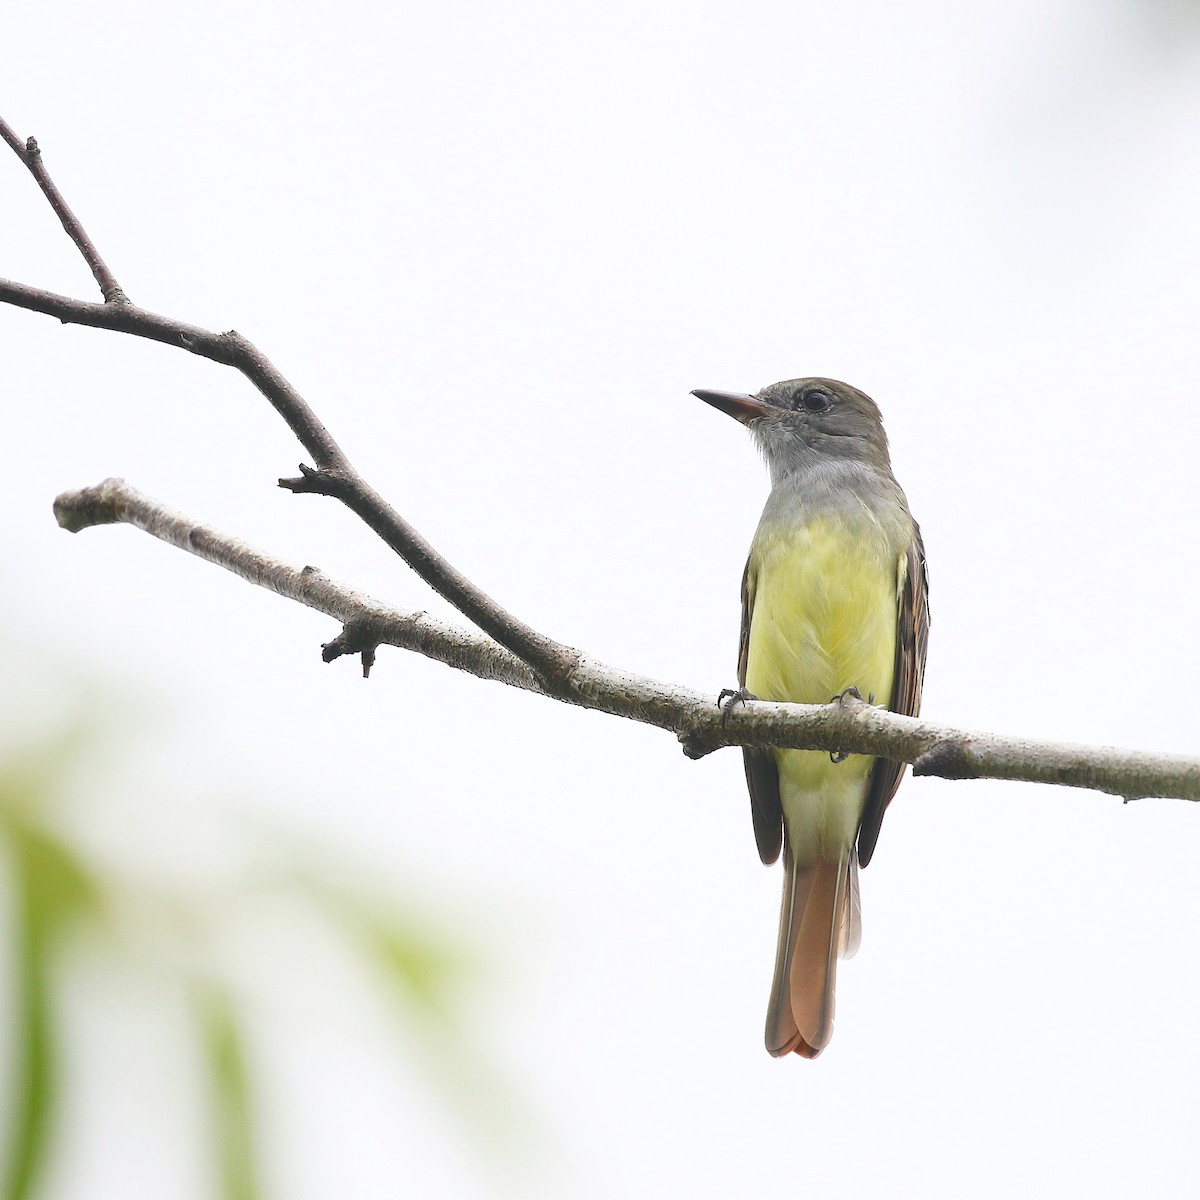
[279, 463, 353, 499]
[322, 616, 384, 678]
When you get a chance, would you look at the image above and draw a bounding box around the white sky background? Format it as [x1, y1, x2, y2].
[3, 0, 1200, 1196]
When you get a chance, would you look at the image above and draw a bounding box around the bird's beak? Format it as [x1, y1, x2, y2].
[692, 389, 777, 424]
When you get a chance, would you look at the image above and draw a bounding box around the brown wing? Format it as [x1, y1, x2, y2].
[739, 558, 784, 865]
[855, 524, 930, 868]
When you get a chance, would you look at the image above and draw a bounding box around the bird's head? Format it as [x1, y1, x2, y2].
[693, 377, 892, 478]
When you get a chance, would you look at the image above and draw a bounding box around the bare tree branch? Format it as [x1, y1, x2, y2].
[0, 119, 576, 689]
[0, 116, 128, 305]
[52, 478, 1200, 805]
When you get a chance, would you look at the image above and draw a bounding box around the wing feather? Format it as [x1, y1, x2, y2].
[739, 558, 784, 865]
[856, 524, 930, 868]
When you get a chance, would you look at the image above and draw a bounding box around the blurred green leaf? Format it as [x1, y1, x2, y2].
[312, 884, 473, 1021]
[0, 687, 532, 1199]
[193, 981, 260, 1200]
[294, 873, 537, 1175]
[0, 733, 106, 1200]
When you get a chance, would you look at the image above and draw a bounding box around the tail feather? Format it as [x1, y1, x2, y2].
[837, 848, 862, 960]
[765, 847, 857, 1058]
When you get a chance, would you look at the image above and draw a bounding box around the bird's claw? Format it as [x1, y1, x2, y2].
[718, 687, 756, 730]
[829, 686, 870, 763]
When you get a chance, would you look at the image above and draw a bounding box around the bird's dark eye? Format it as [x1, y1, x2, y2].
[800, 389, 833, 413]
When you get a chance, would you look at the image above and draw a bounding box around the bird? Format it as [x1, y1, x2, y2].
[693, 378, 929, 1058]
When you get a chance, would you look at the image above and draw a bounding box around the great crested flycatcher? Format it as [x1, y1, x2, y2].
[694, 377, 929, 1058]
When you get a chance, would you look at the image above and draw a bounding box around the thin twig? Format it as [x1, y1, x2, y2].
[0, 116, 128, 305]
[52, 478, 1200, 805]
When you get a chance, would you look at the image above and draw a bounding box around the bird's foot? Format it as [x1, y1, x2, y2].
[829, 686, 872, 763]
[718, 687, 756, 730]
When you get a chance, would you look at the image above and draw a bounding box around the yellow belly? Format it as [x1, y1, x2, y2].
[745, 514, 900, 859]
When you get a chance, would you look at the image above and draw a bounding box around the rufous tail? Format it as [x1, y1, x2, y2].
[764, 846, 860, 1058]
